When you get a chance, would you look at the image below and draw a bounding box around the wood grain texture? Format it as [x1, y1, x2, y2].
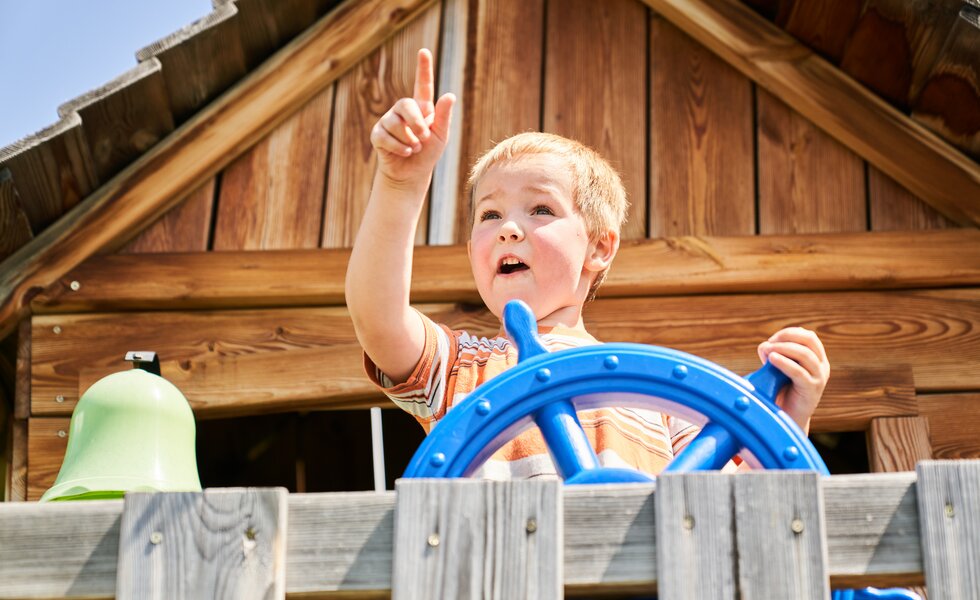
[839, 0, 960, 110]
[0, 114, 98, 232]
[214, 85, 333, 250]
[655, 473, 736, 599]
[918, 394, 980, 460]
[649, 16, 753, 237]
[544, 0, 647, 240]
[393, 479, 561, 599]
[135, 3, 248, 123]
[911, 6, 980, 159]
[117, 488, 288, 600]
[27, 417, 70, 501]
[224, 0, 328, 69]
[8, 418, 27, 502]
[869, 166, 959, 231]
[121, 179, 216, 253]
[637, 0, 980, 226]
[0, 173, 33, 261]
[916, 460, 980, 599]
[0, 498, 121, 597]
[15, 317, 30, 420]
[453, 0, 545, 243]
[58, 58, 176, 183]
[734, 472, 829, 599]
[33, 229, 980, 312]
[757, 88, 865, 234]
[869, 416, 934, 473]
[0, 0, 440, 341]
[808, 366, 916, 433]
[321, 3, 440, 248]
[780, 0, 861, 63]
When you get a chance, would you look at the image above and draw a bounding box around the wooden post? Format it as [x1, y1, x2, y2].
[656, 473, 737, 599]
[393, 479, 561, 599]
[734, 472, 830, 600]
[916, 460, 980, 599]
[116, 488, 288, 600]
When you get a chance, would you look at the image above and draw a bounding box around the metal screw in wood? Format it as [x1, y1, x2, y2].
[55, 395, 64, 403]
[52, 326, 62, 334]
[69, 281, 81, 291]
[150, 532, 163, 545]
[526, 518, 537, 534]
[427, 533, 440, 547]
[791, 518, 805, 534]
[683, 515, 695, 530]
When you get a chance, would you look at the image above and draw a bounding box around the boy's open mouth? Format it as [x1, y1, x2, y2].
[498, 256, 529, 275]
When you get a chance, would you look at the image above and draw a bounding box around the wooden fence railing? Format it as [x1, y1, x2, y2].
[1, 460, 978, 599]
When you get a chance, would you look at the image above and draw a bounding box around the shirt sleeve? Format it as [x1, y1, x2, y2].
[363, 309, 457, 428]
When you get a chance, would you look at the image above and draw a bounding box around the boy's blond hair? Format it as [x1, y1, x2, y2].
[466, 132, 629, 298]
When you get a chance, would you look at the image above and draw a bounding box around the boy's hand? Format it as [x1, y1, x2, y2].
[757, 327, 830, 434]
[370, 48, 455, 187]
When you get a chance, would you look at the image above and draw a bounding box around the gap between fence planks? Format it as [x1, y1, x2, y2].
[0, 471, 943, 598]
[32, 229, 980, 313]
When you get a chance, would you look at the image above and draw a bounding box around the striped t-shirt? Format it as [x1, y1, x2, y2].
[366, 311, 704, 479]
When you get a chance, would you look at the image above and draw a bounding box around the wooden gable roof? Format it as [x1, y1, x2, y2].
[1, 0, 979, 340]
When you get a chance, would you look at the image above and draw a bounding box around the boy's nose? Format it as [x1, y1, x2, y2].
[497, 221, 524, 243]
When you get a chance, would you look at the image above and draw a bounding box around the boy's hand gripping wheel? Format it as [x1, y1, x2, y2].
[404, 300, 829, 480]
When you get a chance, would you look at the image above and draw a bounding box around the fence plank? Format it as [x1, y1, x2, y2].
[656, 473, 736, 599]
[735, 472, 829, 600]
[869, 416, 933, 473]
[116, 488, 288, 600]
[916, 460, 980, 599]
[393, 479, 561, 600]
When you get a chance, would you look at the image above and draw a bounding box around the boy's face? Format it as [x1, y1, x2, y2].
[468, 153, 608, 322]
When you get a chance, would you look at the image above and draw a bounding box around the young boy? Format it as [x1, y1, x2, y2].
[346, 49, 830, 479]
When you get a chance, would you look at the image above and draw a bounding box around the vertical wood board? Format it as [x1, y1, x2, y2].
[916, 460, 980, 599]
[393, 479, 561, 600]
[869, 166, 959, 231]
[214, 86, 334, 250]
[27, 417, 70, 501]
[116, 488, 288, 600]
[0, 174, 33, 261]
[757, 89, 866, 234]
[544, 0, 648, 240]
[649, 16, 754, 237]
[321, 4, 441, 248]
[121, 179, 216, 253]
[869, 416, 933, 473]
[917, 394, 980, 460]
[734, 472, 829, 599]
[8, 419, 27, 502]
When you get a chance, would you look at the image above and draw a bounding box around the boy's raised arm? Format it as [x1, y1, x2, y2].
[345, 49, 455, 383]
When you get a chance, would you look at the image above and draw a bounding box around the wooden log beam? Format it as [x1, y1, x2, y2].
[637, 0, 980, 226]
[0, 0, 439, 341]
[33, 229, 980, 313]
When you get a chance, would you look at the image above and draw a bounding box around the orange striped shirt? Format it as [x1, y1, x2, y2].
[366, 311, 703, 479]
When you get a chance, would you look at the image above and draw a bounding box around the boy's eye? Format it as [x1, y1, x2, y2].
[479, 210, 501, 221]
[532, 205, 554, 216]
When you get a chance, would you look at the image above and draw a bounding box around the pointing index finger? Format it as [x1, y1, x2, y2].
[414, 48, 435, 114]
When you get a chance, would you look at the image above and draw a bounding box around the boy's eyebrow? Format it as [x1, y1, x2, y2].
[475, 183, 563, 206]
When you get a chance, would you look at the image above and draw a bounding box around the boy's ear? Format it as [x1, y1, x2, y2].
[585, 229, 619, 273]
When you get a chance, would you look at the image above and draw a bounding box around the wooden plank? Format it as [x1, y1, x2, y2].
[911, 6, 980, 160]
[117, 488, 288, 599]
[918, 394, 980, 460]
[544, 0, 647, 240]
[0, 0, 441, 341]
[321, 4, 441, 248]
[656, 473, 736, 599]
[33, 229, 980, 312]
[0, 498, 121, 598]
[757, 88, 865, 234]
[393, 479, 561, 599]
[27, 417, 70, 501]
[869, 416, 934, 473]
[649, 16, 753, 237]
[214, 85, 334, 250]
[0, 114, 98, 231]
[635, 0, 980, 227]
[15, 317, 30, 419]
[916, 460, 980, 599]
[734, 472, 829, 599]
[585, 289, 980, 392]
[451, 0, 545, 244]
[58, 58, 175, 183]
[428, 0, 469, 245]
[135, 3, 248, 123]
[222, 0, 326, 69]
[869, 166, 959, 231]
[780, 0, 861, 63]
[839, 0, 961, 110]
[8, 418, 27, 502]
[0, 171, 33, 261]
[120, 179, 216, 253]
[809, 366, 916, 433]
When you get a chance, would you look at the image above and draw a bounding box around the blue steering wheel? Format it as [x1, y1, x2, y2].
[404, 300, 827, 481]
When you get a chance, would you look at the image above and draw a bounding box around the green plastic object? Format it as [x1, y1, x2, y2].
[40, 355, 202, 502]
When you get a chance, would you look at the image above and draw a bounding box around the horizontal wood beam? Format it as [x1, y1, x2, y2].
[0, 0, 438, 340]
[0, 473, 927, 596]
[640, 0, 980, 226]
[33, 229, 980, 313]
